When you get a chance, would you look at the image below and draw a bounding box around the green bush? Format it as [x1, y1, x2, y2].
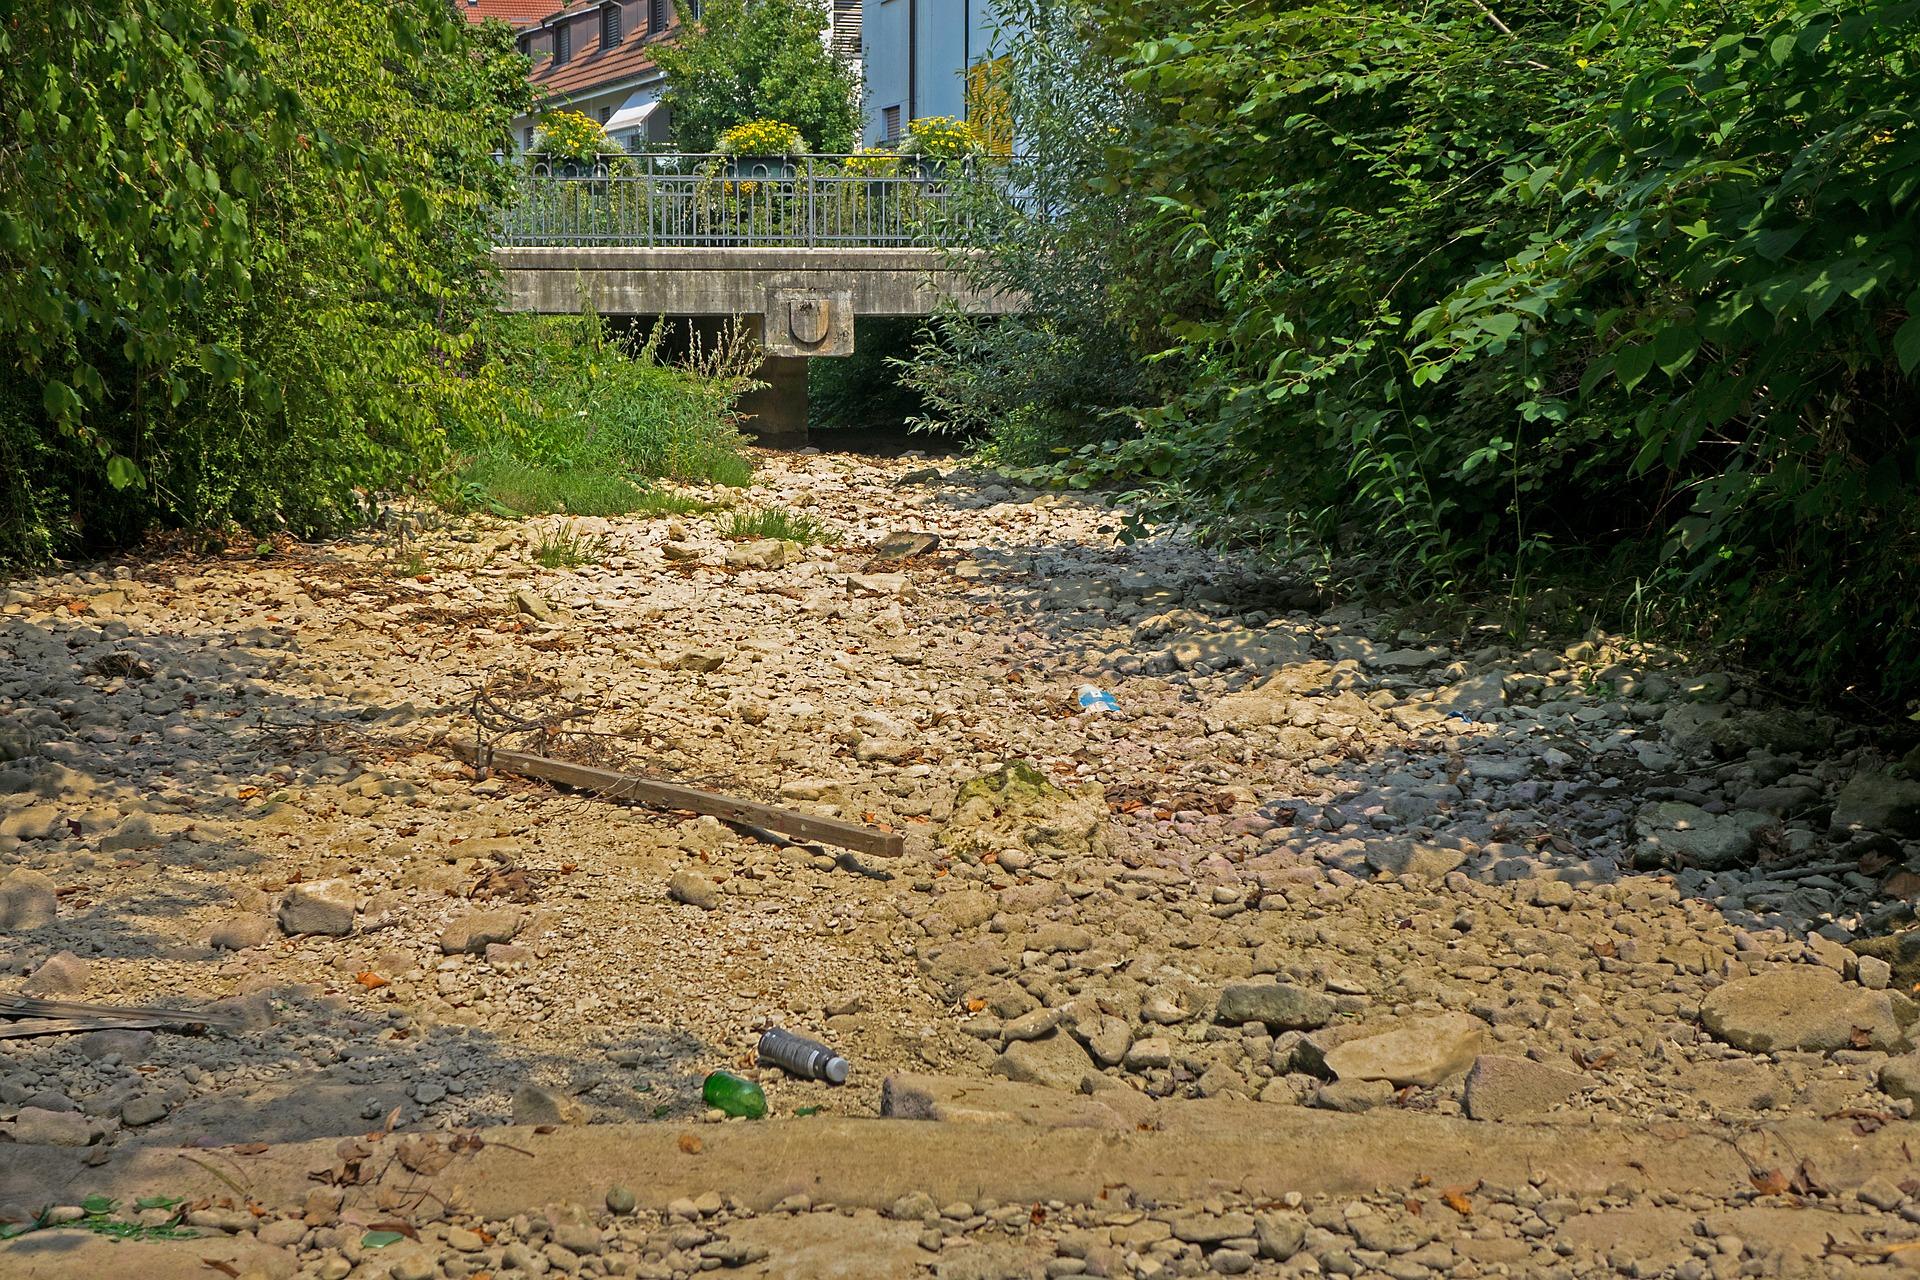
[921, 0, 1920, 708]
[0, 0, 531, 568]
[452, 315, 755, 516]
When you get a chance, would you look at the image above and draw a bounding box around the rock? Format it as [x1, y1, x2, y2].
[258, 1218, 307, 1248]
[940, 761, 1105, 859]
[1430, 671, 1506, 718]
[440, 909, 520, 955]
[9, 1106, 92, 1146]
[0, 868, 57, 931]
[1214, 983, 1334, 1031]
[606, 1185, 637, 1215]
[668, 868, 721, 909]
[1124, 1037, 1174, 1070]
[726, 539, 802, 570]
[277, 879, 356, 936]
[121, 1093, 170, 1127]
[1853, 930, 1920, 991]
[1833, 771, 1920, 838]
[512, 588, 557, 622]
[1364, 840, 1466, 882]
[992, 1032, 1096, 1091]
[1313, 1078, 1394, 1112]
[77, 1029, 153, 1062]
[1860, 955, 1893, 990]
[511, 1084, 583, 1126]
[1322, 1013, 1488, 1088]
[1255, 1213, 1306, 1261]
[668, 648, 729, 673]
[1171, 1212, 1256, 1244]
[21, 949, 89, 997]
[1072, 1015, 1132, 1067]
[1701, 967, 1918, 1053]
[1462, 1055, 1586, 1120]
[1879, 1054, 1920, 1103]
[209, 914, 273, 951]
[1633, 802, 1773, 870]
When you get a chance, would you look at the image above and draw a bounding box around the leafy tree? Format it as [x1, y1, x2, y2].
[918, 0, 1920, 707]
[0, 0, 530, 563]
[654, 0, 860, 153]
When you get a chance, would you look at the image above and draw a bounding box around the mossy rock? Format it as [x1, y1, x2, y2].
[941, 760, 1105, 859]
[1853, 929, 1920, 990]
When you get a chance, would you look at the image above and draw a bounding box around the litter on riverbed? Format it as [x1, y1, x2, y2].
[0, 995, 245, 1040]
[1076, 685, 1121, 715]
[758, 1027, 850, 1084]
[452, 740, 905, 858]
[870, 530, 940, 563]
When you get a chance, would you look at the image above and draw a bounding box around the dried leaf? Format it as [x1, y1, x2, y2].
[1884, 870, 1920, 899]
[677, 1133, 703, 1156]
[1790, 1158, 1828, 1196]
[1850, 1026, 1873, 1049]
[203, 1262, 241, 1278]
[1859, 849, 1898, 877]
[533, 1124, 557, 1135]
[1750, 1168, 1790, 1196]
[353, 971, 389, 989]
[230, 1143, 269, 1156]
[365, 1220, 419, 1241]
[1591, 939, 1617, 959]
[965, 998, 987, 1013]
[1441, 1187, 1473, 1216]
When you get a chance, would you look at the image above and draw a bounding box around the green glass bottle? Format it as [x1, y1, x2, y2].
[702, 1071, 767, 1119]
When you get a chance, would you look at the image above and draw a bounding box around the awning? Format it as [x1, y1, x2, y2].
[604, 99, 661, 134]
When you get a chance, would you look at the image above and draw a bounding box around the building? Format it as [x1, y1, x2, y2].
[860, 0, 1012, 149]
[465, 0, 865, 155]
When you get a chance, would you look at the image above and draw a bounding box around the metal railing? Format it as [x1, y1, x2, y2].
[497, 152, 1020, 249]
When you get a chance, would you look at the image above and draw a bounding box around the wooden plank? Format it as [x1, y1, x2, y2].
[0, 996, 242, 1028]
[453, 741, 905, 858]
[0, 1017, 183, 1040]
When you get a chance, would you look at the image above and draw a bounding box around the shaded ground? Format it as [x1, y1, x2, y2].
[3, 450, 1920, 1278]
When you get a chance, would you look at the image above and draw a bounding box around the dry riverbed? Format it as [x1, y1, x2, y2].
[4, 450, 1920, 1279]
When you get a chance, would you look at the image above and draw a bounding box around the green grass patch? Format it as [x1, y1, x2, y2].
[723, 505, 833, 546]
[531, 523, 606, 570]
[450, 314, 758, 518]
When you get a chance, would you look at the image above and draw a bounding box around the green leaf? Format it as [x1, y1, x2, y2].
[80, 1195, 115, 1217]
[133, 1196, 183, 1211]
[1614, 342, 1656, 390]
[1652, 325, 1699, 377]
[105, 455, 145, 490]
[362, 1230, 406, 1249]
[1894, 314, 1920, 375]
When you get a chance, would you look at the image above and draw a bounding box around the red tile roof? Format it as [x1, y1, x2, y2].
[457, 0, 555, 27]
[530, 19, 668, 98]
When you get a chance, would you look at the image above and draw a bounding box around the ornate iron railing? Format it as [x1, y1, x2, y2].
[497, 152, 1019, 248]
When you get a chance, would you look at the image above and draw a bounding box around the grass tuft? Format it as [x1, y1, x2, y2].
[723, 505, 834, 546]
[531, 522, 606, 570]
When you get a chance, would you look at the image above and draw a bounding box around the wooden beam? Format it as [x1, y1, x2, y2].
[0, 996, 243, 1028]
[452, 741, 905, 859]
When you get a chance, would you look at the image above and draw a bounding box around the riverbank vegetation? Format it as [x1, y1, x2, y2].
[910, 0, 1920, 711]
[0, 0, 750, 572]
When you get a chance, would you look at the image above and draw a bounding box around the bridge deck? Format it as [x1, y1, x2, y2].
[492, 245, 1017, 320]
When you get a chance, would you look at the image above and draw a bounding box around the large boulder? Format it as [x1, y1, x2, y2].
[440, 909, 522, 955]
[0, 868, 58, 931]
[1214, 983, 1334, 1031]
[277, 879, 357, 936]
[1462, 1054, 1588, 1121]
[1701, 967, 1918, 1054]
[940, 761, 1105, 859]
[990, 1031, 1097, 1092]
[1633, 802, 1774, 870]
[1832, 771, 1920, 838]
[1321, 1013, 1489, 1088]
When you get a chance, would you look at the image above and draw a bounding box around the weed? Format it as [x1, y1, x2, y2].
[723, 506, 833, 546]
[531, 523, 606, 570]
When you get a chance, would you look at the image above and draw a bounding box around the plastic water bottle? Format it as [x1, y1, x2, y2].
[702, 1070, 767, 1118]
[1076, 684, 1120, 715]
[757, 1028, 850, 1084]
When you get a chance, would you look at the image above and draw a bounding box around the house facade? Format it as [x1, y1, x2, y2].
[465, 0, 865, 155]
[859, 0, 1012, 149]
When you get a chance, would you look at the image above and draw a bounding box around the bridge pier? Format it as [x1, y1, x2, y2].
[736, 317, 810, 444]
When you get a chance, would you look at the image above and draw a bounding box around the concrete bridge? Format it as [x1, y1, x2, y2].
[493, 154, 1024, 436]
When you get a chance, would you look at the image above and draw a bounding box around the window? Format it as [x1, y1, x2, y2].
[600, 105, 613, 123]
[602, 4, 621, 47]
[524, 126, 536, 151]
[881, 105, 902, 142]
[553, 22, 571, 64]
[649, 0, 669, 33]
